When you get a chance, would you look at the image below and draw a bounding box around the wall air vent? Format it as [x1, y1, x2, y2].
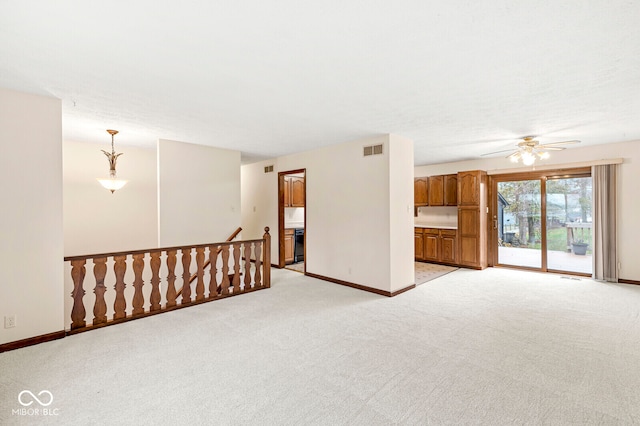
[363, 144, 384, 157]
[264, 165, 274, 173]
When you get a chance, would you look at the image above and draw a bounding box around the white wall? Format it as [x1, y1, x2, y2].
[158, 139, 241, 246]
[241, 159, 277, 253]
[0, 87, 64, 344]
[241, 134, 414, 293]
[63, 140, 158, 256]
[415, 139, 640, 280]
[388, 134, 416, 293]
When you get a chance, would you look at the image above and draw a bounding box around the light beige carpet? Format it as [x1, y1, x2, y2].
[415, 261, 458, 285]
[2, 267, 640, 424]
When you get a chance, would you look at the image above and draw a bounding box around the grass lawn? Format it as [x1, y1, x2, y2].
[517, 227, 593, 254]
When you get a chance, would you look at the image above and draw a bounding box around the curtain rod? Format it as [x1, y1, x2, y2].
[486, 158, 624, 175]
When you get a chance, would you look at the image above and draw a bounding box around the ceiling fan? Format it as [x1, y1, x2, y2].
[482, 136, 581, 166]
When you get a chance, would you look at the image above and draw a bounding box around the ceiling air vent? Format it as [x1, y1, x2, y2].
[363, 144, 383, 157]
[264, 165, 274, 173]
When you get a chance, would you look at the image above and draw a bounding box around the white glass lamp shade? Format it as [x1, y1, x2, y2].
[97, 177, 128, 193]
[521, 151, 536, 166]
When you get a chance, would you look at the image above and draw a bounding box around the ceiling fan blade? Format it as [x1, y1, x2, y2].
[538, 140, 580, 147]
[481, 149, 517, 156]
[539, 146, 566, 151]
[506, 151, 521, 159]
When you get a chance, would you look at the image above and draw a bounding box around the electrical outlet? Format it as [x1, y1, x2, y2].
[4, 315, 16, 328]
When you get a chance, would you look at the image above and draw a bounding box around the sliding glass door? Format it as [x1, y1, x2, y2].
[493, 169, 592, 275]
[546, 176, 592, 274]
[497, 179, 542, 268]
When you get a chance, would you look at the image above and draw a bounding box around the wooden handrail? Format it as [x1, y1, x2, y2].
[64, 227, 245, 262]
[185, 227, 242, 287]
[66, 227, 270, 334]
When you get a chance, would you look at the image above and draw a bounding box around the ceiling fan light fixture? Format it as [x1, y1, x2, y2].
[538, 151, 550, 160]
[521, 151, 536, 166]
[482, 137, 580, 166]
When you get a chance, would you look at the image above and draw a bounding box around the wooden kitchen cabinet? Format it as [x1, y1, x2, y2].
[417, 174, 457, 207]
[458, 208, 481, 266]
[416, 227, 457, 265]
[284, 176, 305, 208]
[284, 229, 295, 264]
[414, 177, 428, 206]
[440, 229, 457, 263]
[456, 170, 487, 269]
[283, 177, 291, 207]
[457, 170, 484, 206]
[423, 228, 440, 262]
[427, 176, 444, 206]
[290, 176, 305, 207]
[444, 174, 458, 206]
[414, 228, 424, 260]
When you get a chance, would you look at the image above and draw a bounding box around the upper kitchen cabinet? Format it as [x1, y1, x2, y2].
[414, 177, 428, 206]
[284, 176, 292, 207]
[427, 176, 444, 206]
[284, 176, 305, 207]
[290, 176, 305, 207]
[416, 174, 457, 207]
[444, 174, 458, 206]
[458, 170, 485, 206]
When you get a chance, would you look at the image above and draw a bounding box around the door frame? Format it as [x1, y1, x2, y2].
[277, 169, 306, 269]
[488, 167, 591, 275]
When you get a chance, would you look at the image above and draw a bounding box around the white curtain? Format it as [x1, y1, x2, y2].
[592, 164, 617, 282]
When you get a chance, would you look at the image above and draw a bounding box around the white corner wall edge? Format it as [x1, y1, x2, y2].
[0, 87, 64, 344]
[241, 134, 416, 294]
[388, 134, 415, 293]
[157, 139, 241, 247]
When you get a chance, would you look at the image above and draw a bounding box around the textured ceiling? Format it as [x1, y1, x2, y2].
[1, 1, 639, 165]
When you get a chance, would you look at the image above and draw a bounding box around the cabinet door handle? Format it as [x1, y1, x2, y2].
[493, 219, 498, 230]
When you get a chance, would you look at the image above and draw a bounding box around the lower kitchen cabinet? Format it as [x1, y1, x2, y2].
[415, 227, 457, 266]
[284, 229, 295, 264]
[414, 229, 424, 260]
[423, 228, 439, 262]
[440, 229, 457, 263]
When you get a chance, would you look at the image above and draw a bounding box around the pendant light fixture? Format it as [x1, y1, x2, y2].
[97, 129, 127, 193]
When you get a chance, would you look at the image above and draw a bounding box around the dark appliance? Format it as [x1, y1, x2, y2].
[294, 228, 304, 263]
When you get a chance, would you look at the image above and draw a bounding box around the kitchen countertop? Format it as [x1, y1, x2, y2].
[414, 224, 457, 230]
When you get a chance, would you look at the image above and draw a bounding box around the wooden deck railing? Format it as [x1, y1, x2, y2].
[64, 227, 271, 334]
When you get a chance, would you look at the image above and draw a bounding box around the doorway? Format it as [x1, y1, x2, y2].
[490, 168, 592, 275]
[278, 169, 306, 272]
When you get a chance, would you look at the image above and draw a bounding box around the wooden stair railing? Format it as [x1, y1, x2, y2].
[65, 227, 271, 334]
[176, 227, 243, 297]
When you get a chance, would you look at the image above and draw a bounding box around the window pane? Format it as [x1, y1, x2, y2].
[497, 180, 542, 268]
[546, 177, 592, 274]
